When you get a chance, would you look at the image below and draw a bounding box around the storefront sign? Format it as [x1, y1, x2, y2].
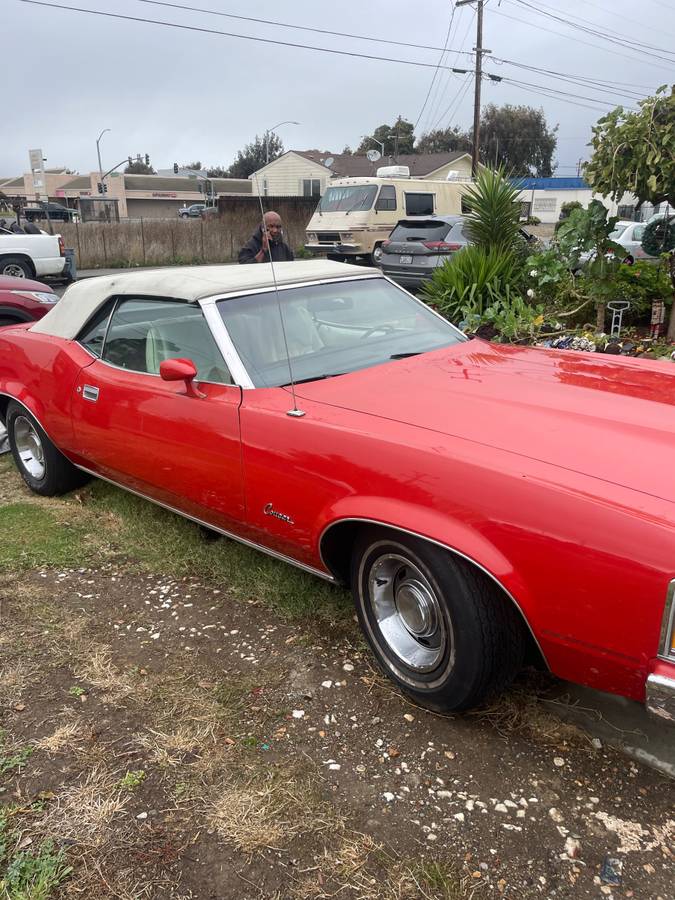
[152, 191, 178, 198]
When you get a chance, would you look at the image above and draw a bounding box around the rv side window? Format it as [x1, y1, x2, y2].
[405, 193, 435, 216]
[375, 185, 397, 211]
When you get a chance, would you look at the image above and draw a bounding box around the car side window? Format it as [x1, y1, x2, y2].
[101, 298, 232, 384]
[632, 224, 645, 241]
[77, 299, 115, 358]
[375, 185, 397, 211]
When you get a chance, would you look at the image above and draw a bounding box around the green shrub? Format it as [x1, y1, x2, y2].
[612, 260, 673, 316]
[420, 246, 522, 323]
[462, 289, 545, 342]
[462, 168, 524, 254]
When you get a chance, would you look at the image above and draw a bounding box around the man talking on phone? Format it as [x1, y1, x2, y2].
[238, 211, 294, 264]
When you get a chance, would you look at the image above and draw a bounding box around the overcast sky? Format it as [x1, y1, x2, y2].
[3, 0, 674, 178]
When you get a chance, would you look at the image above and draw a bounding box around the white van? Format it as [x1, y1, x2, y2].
[304, 166, 471, 264]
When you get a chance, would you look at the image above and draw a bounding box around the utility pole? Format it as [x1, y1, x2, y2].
[456, 0, 486, 177]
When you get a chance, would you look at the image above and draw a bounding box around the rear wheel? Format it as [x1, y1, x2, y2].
[0, 257, 32, 278]
[370, 245, 384, 266]
[351, 528, 526, 711]
[6, 402, 89, 496]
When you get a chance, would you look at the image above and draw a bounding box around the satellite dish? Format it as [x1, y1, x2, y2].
[323, 157, 335, 169]
[366, 149, 382, 163]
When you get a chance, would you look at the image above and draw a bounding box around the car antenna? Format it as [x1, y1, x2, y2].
[252, 174, 305, 418]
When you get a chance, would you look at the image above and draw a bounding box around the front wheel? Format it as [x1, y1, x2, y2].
[6, 402, 89, 496]
[370, 245, 383, 266]
[351, 528, 526, 711]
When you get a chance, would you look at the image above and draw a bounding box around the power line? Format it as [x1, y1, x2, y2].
[424, 8, 476, 134]
[493, 58, 654, 95]
[16, 0, 491, 73]
[430, 74, 473, 133]
[493, 77, 621, 114]
[490, 60, 647, 102]
[491, 5, 675, 72]
[136, 0, 477, 58]
[510, 0, 675, 63]
[575, 0, 675, 42]
[414, 6, 457, 131]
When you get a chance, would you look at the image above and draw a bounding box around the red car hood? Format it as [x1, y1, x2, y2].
[296, 340, 675, 503]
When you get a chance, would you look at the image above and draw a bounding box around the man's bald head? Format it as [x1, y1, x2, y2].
[263, 211, 282, 227]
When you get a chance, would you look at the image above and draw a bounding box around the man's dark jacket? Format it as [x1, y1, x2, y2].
[238, 225, 294, 264]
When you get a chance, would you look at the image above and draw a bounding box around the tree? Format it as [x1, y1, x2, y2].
[585, 86, 675, 210]
[226, 132, 284, 179]
[184, 161, 202, 171]
[205, 166, 228, 177]
[124, 161, 155, 175]
[415, 127, 472, 155]
[479, 104, 557, 176]
[585, 86, 675, 336]
[356, 117, 415, 158]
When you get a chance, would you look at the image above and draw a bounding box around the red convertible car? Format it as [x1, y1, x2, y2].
[0, 261, 673, 718]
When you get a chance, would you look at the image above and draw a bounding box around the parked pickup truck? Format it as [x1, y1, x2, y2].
[0, 230, 68, 280]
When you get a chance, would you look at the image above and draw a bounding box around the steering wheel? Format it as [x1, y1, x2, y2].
[360, 324, 396, 340]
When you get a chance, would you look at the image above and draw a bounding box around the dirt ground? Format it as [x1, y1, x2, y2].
[0, 460, 673, 899]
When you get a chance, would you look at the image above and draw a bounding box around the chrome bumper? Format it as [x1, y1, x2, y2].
[646, 673, 675, 724]
[304, 242, 361, 254]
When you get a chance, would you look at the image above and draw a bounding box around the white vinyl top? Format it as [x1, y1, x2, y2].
[31, 260, 380, 340]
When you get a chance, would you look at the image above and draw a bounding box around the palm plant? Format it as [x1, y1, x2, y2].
[462, 167, 523, 254]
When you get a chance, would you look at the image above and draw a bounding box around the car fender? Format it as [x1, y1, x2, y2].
[317, 495, 535, 625]
[0, 386, 49, 431]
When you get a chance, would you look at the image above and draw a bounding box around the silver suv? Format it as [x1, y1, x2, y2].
[378, 216, 469, 291]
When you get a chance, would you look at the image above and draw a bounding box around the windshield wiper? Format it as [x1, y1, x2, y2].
[390, 352, 423, 359]
[281, 373, 344, 387]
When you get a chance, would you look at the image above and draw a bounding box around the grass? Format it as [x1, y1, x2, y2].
[0, 808, 71, 900]
[0, 454, 351, 627]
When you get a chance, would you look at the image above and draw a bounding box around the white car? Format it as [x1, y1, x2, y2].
[576, 220, 656, 271]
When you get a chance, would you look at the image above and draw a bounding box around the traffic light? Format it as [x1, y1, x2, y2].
[97, 182, 103, 194]
[145, 154, 150, 166]
[173, 162, 179, 174]
[128, 157, 133, 167]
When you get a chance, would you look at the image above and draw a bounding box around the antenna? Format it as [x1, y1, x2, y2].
[366, 149, 382, 163]
[251, 173, 305, 418]
[323, 156, 335, 169]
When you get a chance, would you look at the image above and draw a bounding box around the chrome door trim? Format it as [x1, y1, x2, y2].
[73, 464, 335, 583]
[199, 301, 254, 389]
[318, 516, 549, 668]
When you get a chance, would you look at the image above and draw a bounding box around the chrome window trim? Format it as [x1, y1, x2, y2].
[73, 464, 334, 583]
[318, 516, 549, 669]
[77, 295, 234, 387]
[198, 300, 254, 389]
[657, 579, 675, 661]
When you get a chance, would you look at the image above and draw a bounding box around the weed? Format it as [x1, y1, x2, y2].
[0, 744, 33, 778]
[118, 770, 145, 791]
[67, 686, 85, 698]
[0, 840, 72, 900]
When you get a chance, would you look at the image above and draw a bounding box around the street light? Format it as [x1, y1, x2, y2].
[265, 120, 300, 164]
[360, 135, 386, 158]
[96, 128, 111, 190]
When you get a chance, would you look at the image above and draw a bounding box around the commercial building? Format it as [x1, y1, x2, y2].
[0, 169, 250, 219]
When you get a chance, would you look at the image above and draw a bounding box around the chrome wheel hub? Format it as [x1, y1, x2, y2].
[3, 264, 26, 278]
[14, 416, 45, 479]
[368, 554, 447, 671]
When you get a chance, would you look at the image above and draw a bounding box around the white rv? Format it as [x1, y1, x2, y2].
[304, 166, 471, 264]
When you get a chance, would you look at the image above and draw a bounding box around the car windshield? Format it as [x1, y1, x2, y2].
[319, 185, 378, 213]
[217, 277, 465, 388]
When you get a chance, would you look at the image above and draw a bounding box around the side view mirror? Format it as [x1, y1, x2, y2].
[159, 358, 205, 399]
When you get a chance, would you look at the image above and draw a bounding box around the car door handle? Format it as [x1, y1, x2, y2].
[82, 385, 99, 402]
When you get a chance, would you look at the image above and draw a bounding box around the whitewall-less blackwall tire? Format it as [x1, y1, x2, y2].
[351, 528, 526, 711]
